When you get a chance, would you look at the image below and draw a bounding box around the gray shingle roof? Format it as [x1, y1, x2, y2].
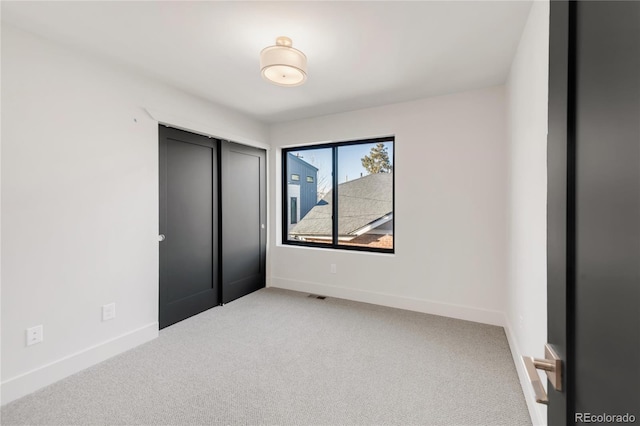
[290, 173, 392, 237]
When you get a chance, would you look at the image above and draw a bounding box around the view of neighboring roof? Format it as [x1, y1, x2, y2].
[290, 173, 393, 238]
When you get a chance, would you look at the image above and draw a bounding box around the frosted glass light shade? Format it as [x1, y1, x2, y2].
[260, 37, 307, 87]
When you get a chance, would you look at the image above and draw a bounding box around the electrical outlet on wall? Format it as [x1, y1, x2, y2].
[102, 303, 116, 321]
[519, 315, 524, 329]
[26, 325, 43, 346]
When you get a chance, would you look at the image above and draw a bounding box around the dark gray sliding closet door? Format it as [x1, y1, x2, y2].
[159, 126, 219, 329]
[220, 141, 267, 304]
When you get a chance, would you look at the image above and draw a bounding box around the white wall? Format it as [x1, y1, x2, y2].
[269, 87, 508, 325]
[505, 2, 549, 425]
[0, 25, 268, 404]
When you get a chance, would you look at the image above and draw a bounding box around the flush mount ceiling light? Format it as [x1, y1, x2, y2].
[260, 36, 307, 87]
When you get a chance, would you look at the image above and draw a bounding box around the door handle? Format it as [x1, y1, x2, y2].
[158, 234, 166, 242]
[522, 344, 562, 405]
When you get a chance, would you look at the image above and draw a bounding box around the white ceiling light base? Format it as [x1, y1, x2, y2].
[260, 36, 307, 87]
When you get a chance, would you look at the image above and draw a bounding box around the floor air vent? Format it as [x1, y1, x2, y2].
[308, 294, 327, 300]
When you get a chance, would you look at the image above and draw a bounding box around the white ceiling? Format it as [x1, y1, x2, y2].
[1, 1, 533, 124]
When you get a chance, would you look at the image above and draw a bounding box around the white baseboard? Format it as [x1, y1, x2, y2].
[503, 315, 547, 426]
[1, 322, 158, 406]
[269, 277, 505, 326]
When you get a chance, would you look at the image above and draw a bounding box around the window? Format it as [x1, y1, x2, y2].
[282, 137, 394, 253]
[291, 197, 298, 224]
[291, 174, 300, 181]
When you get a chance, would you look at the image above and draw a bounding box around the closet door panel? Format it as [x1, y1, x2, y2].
[221, 141, 266, 303]
[159, 126, 219, 329]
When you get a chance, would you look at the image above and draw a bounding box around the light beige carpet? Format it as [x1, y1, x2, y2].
[2, 288, 531, 425]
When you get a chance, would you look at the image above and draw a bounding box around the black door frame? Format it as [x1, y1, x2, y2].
[547, 1, 573, 422]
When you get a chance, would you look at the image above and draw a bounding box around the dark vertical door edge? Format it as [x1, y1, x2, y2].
[547, 1, 572, 423]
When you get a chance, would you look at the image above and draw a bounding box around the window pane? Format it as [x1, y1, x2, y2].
[337, 142, 393, 249]
[286, 148, 333, 243]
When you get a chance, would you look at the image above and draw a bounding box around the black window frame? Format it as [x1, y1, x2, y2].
[282, 136, 395, 254]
